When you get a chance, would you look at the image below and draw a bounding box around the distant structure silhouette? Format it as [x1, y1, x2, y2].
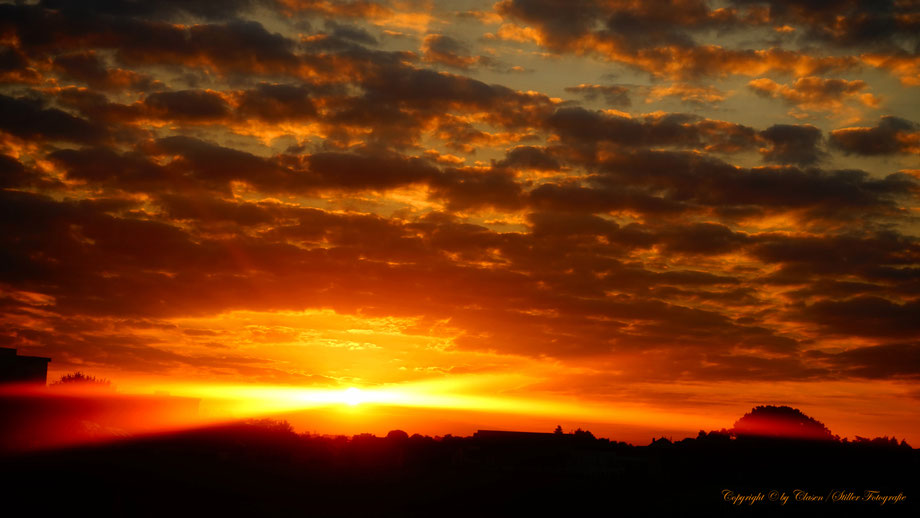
[0, 347, 51, 385]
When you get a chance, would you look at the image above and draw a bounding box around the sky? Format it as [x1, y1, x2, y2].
[1, 0, 918, 443]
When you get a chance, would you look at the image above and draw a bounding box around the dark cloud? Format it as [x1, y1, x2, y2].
[495, 0, 608, 51]
[0, 94, 107, 144]
[53, 87, 144, 124]
[751, 232, 920, 282]
[593, 150, 912, 220]
[38, 0, 260, 21]
[682, 353, 826, 382]
[52, 82, 329, 128]
[798, 296, 920, 339]
[0, 45, 41, 84]
[0, 168, 914, 379]
[305, 151, 439, 190]
[500, 0, 919, 57]
[656, 223, 750, 255]
[830, 116, 919, 155]
[421, 34, 477, 69]
[359, 65, 555, 129]
[143, 90, 231, 121]
[49, 147, 166, 190]
[496, 0, 737, 51]
[158, 194, 279, 228]
[598, 0, 729, 51]
[418, 33, 519, 73]
[564, 84, 631, 107]
[290, 62, 556, 149]
[808, 343, 920, 379]
[53, 51, 159, 91]
[495, 0, 859, 79]
[236, 83, 321, 122]
[1, 6, 301, 77]
[547, 107, 756, 152]
[0, 45, 29, 72]
[525, 147, 917, 223]
[430, 167, 525, 211]
[150, 136, 298, 194]
[759, 124, 824, 165]
[528, 181, 687, 216]
[527, 211, 618, 239]
[0, 154, 50, 189]
[0, 186, 729, 358]
[497, 146, 561, 171]
[323, 20, 378, 46]
[730, 0, 920, 49]
[119, 20, 300, 73]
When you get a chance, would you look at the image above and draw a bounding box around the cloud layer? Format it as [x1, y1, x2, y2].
[1, 0, 918, 437]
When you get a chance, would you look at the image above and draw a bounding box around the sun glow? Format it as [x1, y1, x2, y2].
[145, 375, 717, 433]
[342, 387, 364, 406]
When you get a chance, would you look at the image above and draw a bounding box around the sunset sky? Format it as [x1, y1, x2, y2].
[1, 0, 918, 444]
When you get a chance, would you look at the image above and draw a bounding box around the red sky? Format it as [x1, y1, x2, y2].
[1, 0, 919, 444]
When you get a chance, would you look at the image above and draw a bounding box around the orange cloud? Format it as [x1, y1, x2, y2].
[748, 76, 880, 112]
[584, 41, 858, 80]
[493, 0, 862, 79]
[645, 83, 727, 105]
[862, 52, 920, 86]
[276, 0, 392, 19]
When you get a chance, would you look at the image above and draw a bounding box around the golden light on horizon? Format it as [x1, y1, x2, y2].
[138, 374, 732, 437]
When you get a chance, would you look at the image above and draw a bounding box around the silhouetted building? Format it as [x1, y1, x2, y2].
[0, 347, 51, 385]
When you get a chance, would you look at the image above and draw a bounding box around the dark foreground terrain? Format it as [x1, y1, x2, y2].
[2, 421, 917, 517]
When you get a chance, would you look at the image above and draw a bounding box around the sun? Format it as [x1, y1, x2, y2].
[342, 387, 364, 406]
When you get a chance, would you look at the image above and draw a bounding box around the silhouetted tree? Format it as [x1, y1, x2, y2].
[386, 429, 409, 441]
[553, 425, 564, 435]
[244, 418, 294, 434]
[852, 435, 910, 448]
[573, 428, 595, 442]
[51, 371, 111, 388]
[733, 405, 836, 440]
